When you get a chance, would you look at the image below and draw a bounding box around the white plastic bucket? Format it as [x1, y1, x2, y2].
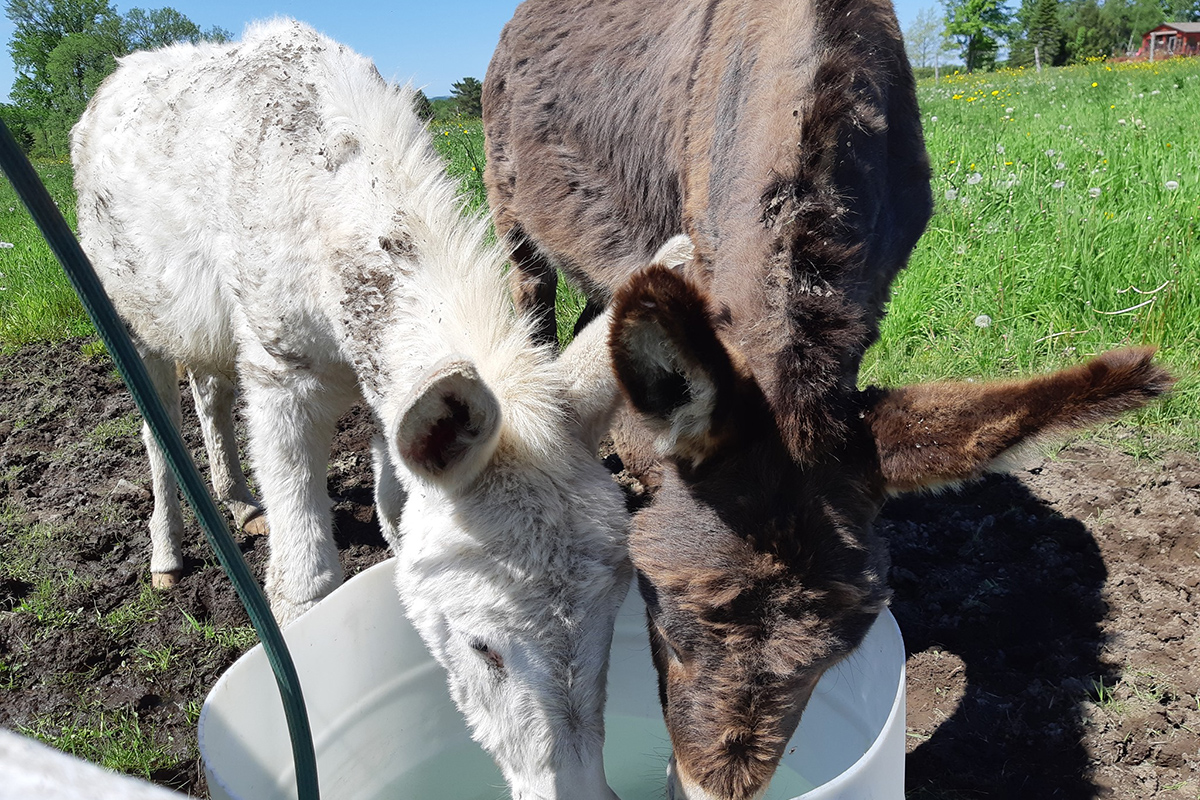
[200, 558, 905, 800]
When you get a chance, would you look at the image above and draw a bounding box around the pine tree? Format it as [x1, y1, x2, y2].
[1029, 0, 1062, 70]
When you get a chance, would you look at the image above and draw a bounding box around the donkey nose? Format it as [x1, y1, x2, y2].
[667, 755, 770, 800]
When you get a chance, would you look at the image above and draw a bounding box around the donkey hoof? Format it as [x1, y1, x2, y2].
[242, 514, 270, 537]
[152, 570, 180, 590]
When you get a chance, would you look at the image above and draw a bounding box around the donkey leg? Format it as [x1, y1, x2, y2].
[509, 232, 560, 348]
[370, 435, 406, 552]
[188, 367, 266, 535]
[242, 366, 354, 625]
[141, 352, 186, 589]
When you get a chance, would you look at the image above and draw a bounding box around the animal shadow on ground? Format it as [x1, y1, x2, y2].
[882, 472, 1112, 800]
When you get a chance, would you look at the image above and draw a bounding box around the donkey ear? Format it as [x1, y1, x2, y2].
[558, 309, 621, 453]
[650, 234, 695, 270]
[609, 264, 737, 465]
[396, 358, 502, 485]
[865, 348, 1173, 494]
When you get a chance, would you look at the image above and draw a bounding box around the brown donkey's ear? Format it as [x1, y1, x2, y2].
[865, 347, 1173, 494]
[610, 264, 739, 466]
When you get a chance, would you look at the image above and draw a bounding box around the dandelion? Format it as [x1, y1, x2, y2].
[1005, 107, 1014, 113]
[1091, 82, 1098, 87]
[996, 144, 1005, 154]
[1052, 180, 1066, 190]
[1045, 149, 1056, 157]
[1118, 119, 1127, 125]
[945, 189, 958, 201]
[974, 314, 992, 328]
[1165, 180, 1179, 191]
[1151, 89, 1160, 95]
[1088, 187, 1101, 198]
[1055, 161, 1066, 170]
[967, 172, 983, 185]
[1034, 112, 1041, 119]
[930, 115, 938, 122]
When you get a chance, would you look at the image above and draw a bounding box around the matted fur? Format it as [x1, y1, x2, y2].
[484, 1, 1172, 798]
[72, 19, 630, 799]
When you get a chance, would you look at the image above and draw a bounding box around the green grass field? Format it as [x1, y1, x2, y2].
[864, 57, 1199, 446]
[3, 60, 1197, 442]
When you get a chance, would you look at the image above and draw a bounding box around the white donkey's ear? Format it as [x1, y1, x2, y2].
[558, 309, 620, 453]
[397, 357, 502, 486]
[651, 234, 694, 269]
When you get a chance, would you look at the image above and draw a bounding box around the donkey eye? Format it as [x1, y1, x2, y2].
[653, 623, 686, 664]
[469, 639, 505, 670]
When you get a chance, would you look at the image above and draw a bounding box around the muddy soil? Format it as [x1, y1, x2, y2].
[1, 338, 1198, 799]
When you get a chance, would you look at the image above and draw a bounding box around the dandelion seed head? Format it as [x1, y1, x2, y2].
[945, 189, 958, 201]
[1088, 187, 1101, 198]
[1165, 180, 1179, 191]
[1052, 180, 1066, 190]
[967, 172, 983, 185]
[974, 314, 992, 328]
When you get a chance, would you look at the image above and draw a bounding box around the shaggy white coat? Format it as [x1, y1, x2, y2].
[71, 19, 629, 799]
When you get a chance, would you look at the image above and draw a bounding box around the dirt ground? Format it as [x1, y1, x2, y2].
[1, 338, 1197, 799]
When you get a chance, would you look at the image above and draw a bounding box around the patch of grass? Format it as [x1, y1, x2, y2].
[0, 162, 94, 348]
[135, 644, 175, 675]
[99, 583, 163, 639]
[1088, 676, 1125, 712]
[14, 573, 89, 628]
[18, 707, 174, 779]
[181, 610, 258, 651]
[431, 117, 487, 212]
[79, 339, 107, 360]
[85, 413, 142, 448]
[183, 698, 203, 727]
[0, 655, 21, 690]
[863, 58, 1200, 436]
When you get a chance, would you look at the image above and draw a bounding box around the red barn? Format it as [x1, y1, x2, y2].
[1137, 22, 1200, 60]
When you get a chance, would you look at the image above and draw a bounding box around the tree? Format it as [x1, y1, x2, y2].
[944, 0, 1010, 70]
[43, 30, 115, 148]
[905, 6, 957, 78]
[412, 88, 434, 122]
[1028, 0, 1063, 69]
[1166, 0, 1200, 22]
[121, 6, 230, 51]
[450, 76, 483, 118]
[5, 0, 228, 155]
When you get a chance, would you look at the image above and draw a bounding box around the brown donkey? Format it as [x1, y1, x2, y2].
[483, 1, 1173, 798]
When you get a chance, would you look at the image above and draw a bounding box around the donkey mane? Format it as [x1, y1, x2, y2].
[235, 19, 573, 468]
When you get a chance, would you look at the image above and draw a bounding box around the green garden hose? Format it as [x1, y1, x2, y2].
[0, 119, 321, 800]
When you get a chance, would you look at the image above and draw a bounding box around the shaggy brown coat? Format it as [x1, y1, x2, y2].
[484, 1, 1172, 797]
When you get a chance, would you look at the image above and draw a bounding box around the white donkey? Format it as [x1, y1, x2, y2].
[72, 19, 630, 799]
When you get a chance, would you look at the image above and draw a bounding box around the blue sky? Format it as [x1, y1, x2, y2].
[1, 0, 935, 105]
